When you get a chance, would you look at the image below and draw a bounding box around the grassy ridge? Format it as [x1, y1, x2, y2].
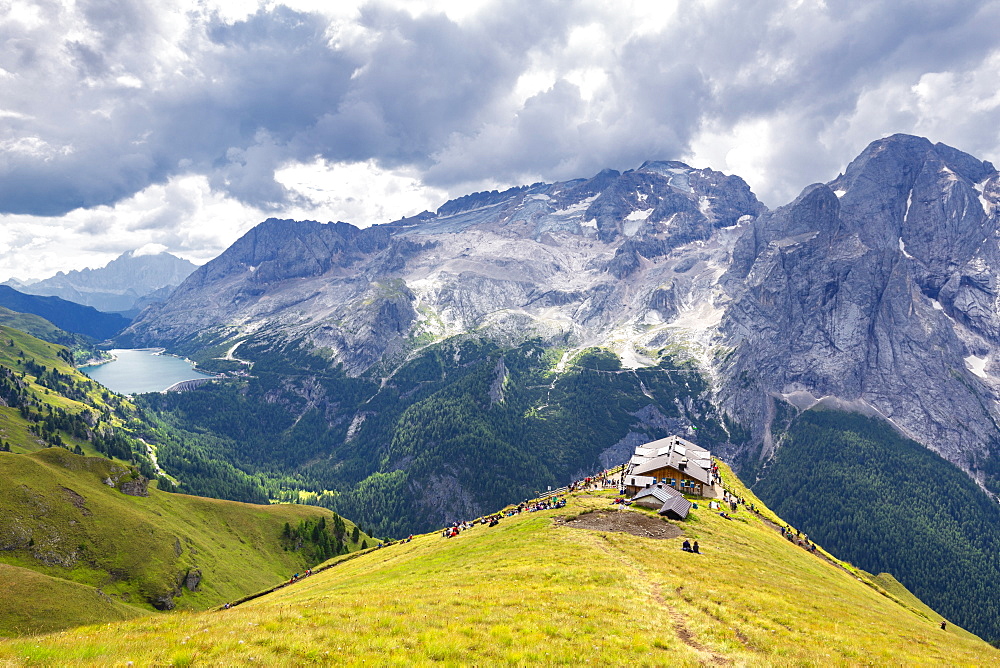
[2, 463, 996, 666]
[0, 308, 88, 351]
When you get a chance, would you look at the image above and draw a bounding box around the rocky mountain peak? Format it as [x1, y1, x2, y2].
[721, 135, 1000, 473]
[122, 161, 763, 371]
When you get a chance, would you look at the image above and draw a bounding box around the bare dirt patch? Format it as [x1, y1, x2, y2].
[60, 486, 91, 516]
[557, 510, 684, 540]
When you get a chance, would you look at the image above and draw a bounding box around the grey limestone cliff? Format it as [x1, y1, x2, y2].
[720, 134, 1000, 480]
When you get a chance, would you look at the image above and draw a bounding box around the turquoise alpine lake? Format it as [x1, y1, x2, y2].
[81, 349, 215, 395]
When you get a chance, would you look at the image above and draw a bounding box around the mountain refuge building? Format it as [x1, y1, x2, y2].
[623, 435, 716, 498]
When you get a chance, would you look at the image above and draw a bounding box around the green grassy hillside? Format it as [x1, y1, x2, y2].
[751, 408, 1000, 643]
[0, 324, 124, 459]
[0, 325, 373, 636]
[0, 307, 95, 360]
[0, 463, 995, 665]
[0, 564, 147, 637]
[0, 447, 370, 634]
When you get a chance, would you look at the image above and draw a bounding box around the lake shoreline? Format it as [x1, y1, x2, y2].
[78, 353, 118, 369]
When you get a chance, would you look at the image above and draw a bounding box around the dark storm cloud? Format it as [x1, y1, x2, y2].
[1, 1, 568, 215]
[0, 3, 359, 215]
[3, 0, 1000, 217]
[292, 1, 569, 165]
[421, 0, 1000, 201]
[685, 0, 999, 120]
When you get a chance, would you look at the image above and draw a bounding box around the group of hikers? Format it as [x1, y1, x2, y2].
[439, 466, 618, 539]
[436, 467, 831, 563]
[442, 495, 570, 538]
[719, 486, 821, 554]
[442, 522, 473, 538]
[521, 496, 567, 512]
[376, 535, 414, 548]
[780, 525, 818, 552]
[568, 470, 616, 491]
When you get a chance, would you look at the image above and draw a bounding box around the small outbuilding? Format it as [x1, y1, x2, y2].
[630, 484, 693, 520]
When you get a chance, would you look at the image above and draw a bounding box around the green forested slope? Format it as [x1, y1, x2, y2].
[139, 337, 728, 537]
[751, 408, 1000, 643]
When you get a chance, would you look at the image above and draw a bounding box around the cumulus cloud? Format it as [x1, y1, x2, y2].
[3, 0, 1000, 278]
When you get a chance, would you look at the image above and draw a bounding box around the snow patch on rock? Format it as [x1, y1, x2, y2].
[623, 208, 652, 236]
[553, 195, 598, 216]
[965, 354, 989, 379]
[898, 237, 915, 259]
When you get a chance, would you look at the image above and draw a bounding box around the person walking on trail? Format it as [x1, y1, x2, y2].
[940, 620, 947, 631]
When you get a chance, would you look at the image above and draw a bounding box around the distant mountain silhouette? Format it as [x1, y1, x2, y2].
[0, 285, 130, 340]
[7, 250, 196, 313]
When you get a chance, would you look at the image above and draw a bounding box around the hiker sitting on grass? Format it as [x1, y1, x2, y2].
[682, 539, 692, 552]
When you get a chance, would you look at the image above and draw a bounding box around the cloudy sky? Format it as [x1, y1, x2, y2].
[2, 0, 1000, 280]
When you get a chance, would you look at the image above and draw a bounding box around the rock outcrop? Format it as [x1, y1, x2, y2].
[102, 465, 149, 497]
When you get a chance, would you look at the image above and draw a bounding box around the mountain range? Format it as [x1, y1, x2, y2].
[0, 285, 131, 341]
[122, 134, 1000, 491]
[121, 161, 762, 373]
[7, 250, 196, 315]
